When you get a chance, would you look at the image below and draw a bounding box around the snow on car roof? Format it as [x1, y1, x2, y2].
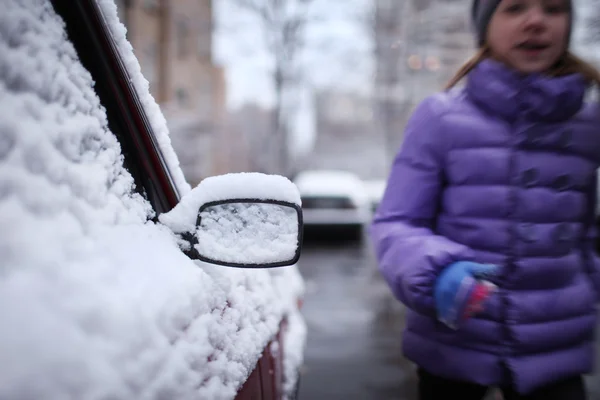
[0, 1, 305, 399]
[293, 170, 367, 200]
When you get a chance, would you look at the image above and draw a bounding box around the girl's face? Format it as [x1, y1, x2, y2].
[486, 0, 571, 73]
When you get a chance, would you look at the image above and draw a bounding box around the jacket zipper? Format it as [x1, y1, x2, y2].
[502, 109, 522, 387]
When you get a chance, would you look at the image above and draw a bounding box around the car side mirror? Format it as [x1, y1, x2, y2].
[191, 199, 302, 267]
[159, 173, 303, 268]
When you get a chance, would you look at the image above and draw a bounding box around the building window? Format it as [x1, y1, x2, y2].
[143, 0, 159, 12]
[197, 14, 213, 60]
[176, 88, 189, 107]
[377, 0, 395, 12]
[197, 31, 212, 60]
[176, 18, 190, 58]
[197, 74, 213, 118]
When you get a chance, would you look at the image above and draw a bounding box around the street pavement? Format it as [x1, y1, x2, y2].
[295, 237, 600, 400]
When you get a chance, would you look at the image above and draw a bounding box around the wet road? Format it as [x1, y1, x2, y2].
[296, 239, 418, 400]
[295, 237, 600, 400]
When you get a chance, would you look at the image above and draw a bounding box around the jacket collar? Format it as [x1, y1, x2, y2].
[465, 58, 587, 122]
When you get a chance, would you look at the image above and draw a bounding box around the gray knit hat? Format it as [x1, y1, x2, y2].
[471, 0, 574, 47]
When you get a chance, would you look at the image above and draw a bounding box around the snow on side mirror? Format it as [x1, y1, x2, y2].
[159, 173, 303, 268]
[193, 199, 302, 267]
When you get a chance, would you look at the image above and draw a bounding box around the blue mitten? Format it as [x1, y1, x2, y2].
[434, 261, 498, 329]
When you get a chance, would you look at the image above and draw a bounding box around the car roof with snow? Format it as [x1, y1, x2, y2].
[0, 1, 304, 399]
[293, 170, 368, 200]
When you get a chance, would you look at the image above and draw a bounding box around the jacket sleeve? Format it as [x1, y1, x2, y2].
[583, 171, 600, 302]
[369, 95, 475, 316]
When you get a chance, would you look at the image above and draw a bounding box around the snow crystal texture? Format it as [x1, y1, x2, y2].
[159, 172, 301, 234]
[195, 201, 300, 265]
[0, 1, 306, 399]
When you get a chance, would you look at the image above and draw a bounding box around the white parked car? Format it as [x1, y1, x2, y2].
[294, 170, 371, 239]
[0, 1, 305, 399]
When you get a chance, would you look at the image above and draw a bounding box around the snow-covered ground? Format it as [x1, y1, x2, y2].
[0, 1, 306, 399]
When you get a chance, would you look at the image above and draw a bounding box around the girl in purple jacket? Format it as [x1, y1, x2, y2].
[370, 0, 600, 399]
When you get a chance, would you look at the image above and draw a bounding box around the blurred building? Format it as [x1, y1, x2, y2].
[224, 104, 275, 174]
[373, 0, 411, 163]
[303, 90, 387, 180]
[403, 0, 475, 102]
[115, 0, 230, 187]
[373, 0, 474, 160]
[573, 0, 600, 66]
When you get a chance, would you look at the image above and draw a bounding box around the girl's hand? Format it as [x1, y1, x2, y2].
[434, 261, 498, 329]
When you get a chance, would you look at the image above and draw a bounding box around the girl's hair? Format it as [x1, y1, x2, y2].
[444, 46, 600, 90]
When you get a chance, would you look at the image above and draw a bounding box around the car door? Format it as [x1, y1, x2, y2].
[47, 1, 290, 399]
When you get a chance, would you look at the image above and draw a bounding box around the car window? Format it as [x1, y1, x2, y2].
[50, 0, 181, 216]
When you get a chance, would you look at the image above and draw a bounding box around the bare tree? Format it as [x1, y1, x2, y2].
[368, 0, 475, 165]
[585, 0, 600, 44]
[368, 0, 412, 165]
[223, 0, 316, 177]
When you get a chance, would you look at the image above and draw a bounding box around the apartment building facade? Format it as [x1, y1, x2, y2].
[115, 0, 229, 186]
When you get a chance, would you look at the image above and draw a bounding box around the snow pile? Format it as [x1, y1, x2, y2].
[282, 311, 307, 397]
[269, 267, 307, 398]
[96, 0, 191, 197]
[0, 0, 151, 268]
[195, 202, 300, 265]
[0, 1, 305, 399]
[159, 172, 301, 234]
[159, 172, 302, 266]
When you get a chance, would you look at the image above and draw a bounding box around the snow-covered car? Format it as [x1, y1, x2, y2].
[294, 170, 370, 239]
[0, 1, 306, 399]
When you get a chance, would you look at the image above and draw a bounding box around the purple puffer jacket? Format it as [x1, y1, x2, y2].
[370, 58, 600, 394]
